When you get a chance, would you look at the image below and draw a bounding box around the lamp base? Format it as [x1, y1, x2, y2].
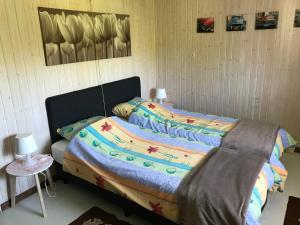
[156, 98, 165, 104]
[22, 154, 35, 167]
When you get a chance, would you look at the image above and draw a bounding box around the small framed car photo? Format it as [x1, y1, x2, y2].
[197, 18, 215, 33]
[226, 15, 247, 31]
[294, 9, 300, 28]
[255, 11, 279, 30]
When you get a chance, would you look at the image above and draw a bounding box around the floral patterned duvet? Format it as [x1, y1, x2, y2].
[63, 116, 289, 225]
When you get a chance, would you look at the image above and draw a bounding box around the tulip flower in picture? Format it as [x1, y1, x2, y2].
[114, 37, 127, 57]
[44, 43, 59, 65]
[94, 15, 107, 59]
[77, 13, 95, 61]
[115, 17, 131, 56]
[60, 42, 76, 64]
[39, 11, 64, 65]
[101, 14, 117, 58]
[57, 12, 84, 62]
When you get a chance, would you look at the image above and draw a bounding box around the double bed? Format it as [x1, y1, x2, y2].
[46, 76, 295, 225]
[46, 77, 179, 225]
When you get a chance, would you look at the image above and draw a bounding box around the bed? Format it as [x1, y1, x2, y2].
[46, 76, 291, 225]
[46, 77, 179, 225]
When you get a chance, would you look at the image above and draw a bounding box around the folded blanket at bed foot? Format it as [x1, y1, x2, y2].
[177, 119, 279, 225]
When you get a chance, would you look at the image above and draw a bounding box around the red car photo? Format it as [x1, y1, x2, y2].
[197, 17, 214, 33]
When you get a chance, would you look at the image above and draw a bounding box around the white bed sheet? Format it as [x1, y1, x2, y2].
[51, 139, 69, 165]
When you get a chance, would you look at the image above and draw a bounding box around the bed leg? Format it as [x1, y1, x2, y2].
[62, 174, 69, 184]
[55, 162, 68, 184]
[124, 209, 131, 217]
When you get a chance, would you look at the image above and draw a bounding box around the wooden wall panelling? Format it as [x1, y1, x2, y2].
[1, 0, 32, 195]
[0, 72, 10, 204]
[0, 0, 157, 204]
[282, 0, 300, 138]
[155, 0, 300, 141]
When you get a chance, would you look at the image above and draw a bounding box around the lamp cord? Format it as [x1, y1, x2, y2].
[40, 172, 56, 198]
[89, 0, 107, 118]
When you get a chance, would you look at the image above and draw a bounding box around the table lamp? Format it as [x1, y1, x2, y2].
[155, 88, 167, 104]
[15, 133, 38, 166]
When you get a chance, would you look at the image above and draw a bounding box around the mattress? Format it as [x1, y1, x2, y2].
[51, 139, 69, 164]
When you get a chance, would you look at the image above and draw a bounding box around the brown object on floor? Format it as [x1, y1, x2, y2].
[294, 147, 300, 153]
[284, 196, 300, 225]
[69, 207, 133, 225]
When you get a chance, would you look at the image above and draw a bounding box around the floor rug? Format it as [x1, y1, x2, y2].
[69, 207, 133, 225]
[283, 196, 300, 225]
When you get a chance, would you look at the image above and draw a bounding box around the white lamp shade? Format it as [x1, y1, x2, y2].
[155, 88, 167, 99]
[15, 133, 38, 155]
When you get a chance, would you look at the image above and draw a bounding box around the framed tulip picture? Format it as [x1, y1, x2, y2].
[38, 7, 131, 66]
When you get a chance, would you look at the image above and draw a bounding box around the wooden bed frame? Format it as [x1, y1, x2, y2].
[45, 76, 178, 225]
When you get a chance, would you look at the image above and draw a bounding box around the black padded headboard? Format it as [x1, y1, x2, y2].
[46, 76, 141, 143]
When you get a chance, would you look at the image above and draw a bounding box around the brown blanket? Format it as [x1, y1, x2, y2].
[177, 119, 279, 225]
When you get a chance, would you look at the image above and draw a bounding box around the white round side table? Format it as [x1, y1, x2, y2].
[6, 154, 54, 218]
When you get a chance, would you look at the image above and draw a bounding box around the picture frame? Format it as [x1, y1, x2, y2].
[197, 18, 215, 33]
[255, 11, 279, 30]
[38, 7, 131, 66]
[226, 15, 247, 31]
[294, 9, 300, 27]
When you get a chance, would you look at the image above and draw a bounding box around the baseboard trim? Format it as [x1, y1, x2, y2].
[0, 175, 58, 211]
[0, 185, 37, 211]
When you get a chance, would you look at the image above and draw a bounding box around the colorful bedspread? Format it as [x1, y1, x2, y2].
[128, 102, 297, 150]
[128, 102, 238, 146]
[63, 116, 288, 225]
[128, 101, 295, 191]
